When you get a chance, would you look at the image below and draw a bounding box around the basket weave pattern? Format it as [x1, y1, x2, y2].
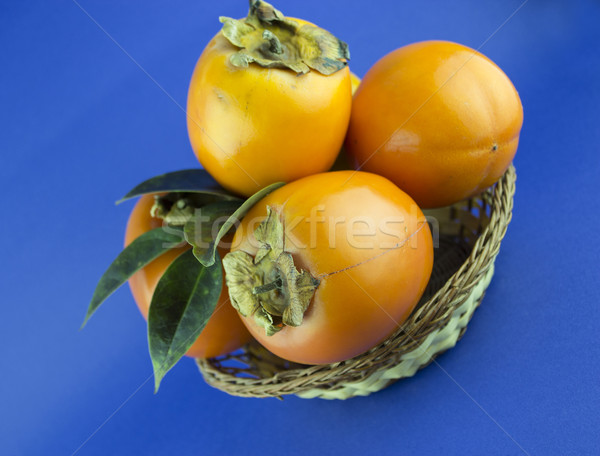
[197, 166, 516, 399]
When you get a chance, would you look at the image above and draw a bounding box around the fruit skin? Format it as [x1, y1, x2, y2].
[227, 171, 433, 365]
[350, 71, 361, 94]
[345, 40, 523, 208]
[125, 195, 252, 359]
[186, 19, 352, 197]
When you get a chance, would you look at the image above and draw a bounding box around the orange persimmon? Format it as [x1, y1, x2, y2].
[125, 195, 252, 359]
[223, 171, 433, 365]
[345, 40, 523, 208]
[187, 0, 352, 197]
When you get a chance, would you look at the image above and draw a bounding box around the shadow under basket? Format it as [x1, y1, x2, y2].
[197, 166, 517, 399]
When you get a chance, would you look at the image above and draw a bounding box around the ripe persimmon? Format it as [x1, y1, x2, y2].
[125, 194, 252, 359]
[345, 40, 523, 208]
[187, 0, 352, 197]
[223, 171, 433, 365]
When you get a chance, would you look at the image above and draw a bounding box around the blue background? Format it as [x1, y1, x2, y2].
[2, 1, 599, 454]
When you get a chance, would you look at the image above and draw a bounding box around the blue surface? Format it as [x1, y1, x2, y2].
[2, 1, 599, 455]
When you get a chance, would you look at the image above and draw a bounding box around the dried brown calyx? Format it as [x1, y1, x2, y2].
[222, 206, 320, 336]
[219, 0, 350, 75]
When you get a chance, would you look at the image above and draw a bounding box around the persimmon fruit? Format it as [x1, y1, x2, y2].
[223, 171, 433, 364]
[187, 0, 352, 197]
[345, 40, 523, 208]
[125, 194, 252, 359]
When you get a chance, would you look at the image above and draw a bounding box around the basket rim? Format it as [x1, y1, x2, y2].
[197, 165, 517, 397]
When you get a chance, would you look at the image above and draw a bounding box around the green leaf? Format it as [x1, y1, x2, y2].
[116, 169, 239, 204]
[82, 227, 185, 328]
[148, 249, 223, 392]
[183, 200, 242, 265]
[196, 181, 285, 268]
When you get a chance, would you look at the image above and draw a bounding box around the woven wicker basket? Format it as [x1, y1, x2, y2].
[197, 166, 516, 399]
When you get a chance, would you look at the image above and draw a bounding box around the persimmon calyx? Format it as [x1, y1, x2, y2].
[150, 193, 197, 226]
[223, 206, 319, 336]
[219, 0, 349, 75]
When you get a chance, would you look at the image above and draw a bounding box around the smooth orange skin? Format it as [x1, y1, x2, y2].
[125, 195, 252, 359]
[345, 40, 524, 208]
[230, 171, 434, 365]
[187, 20, 352, 197]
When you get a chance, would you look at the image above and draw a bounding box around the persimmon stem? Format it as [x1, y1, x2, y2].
[253, 278, 282, 295]
[262, 30, 283, 55]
